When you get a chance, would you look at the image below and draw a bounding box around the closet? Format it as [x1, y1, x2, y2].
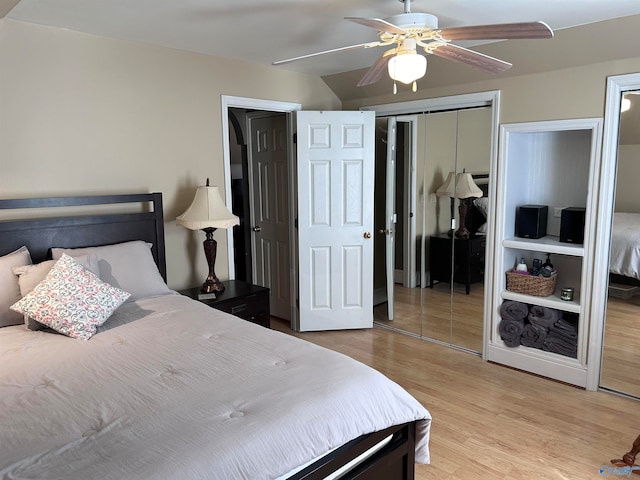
[368, 92, 498, 353]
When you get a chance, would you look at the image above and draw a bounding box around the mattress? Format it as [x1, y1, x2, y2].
[0, 294, 431, 479]
[610, 212, 640, 280]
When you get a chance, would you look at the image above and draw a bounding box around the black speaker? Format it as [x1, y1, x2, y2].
[559, 207, 586, 244]
[516, 205, 548, 239]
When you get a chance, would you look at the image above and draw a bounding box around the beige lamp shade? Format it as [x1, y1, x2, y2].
[176, 183, 239, 230]
[436, 172, 456, 197]
[454, 172, 483, 199]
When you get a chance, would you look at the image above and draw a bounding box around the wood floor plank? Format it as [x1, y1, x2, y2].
[271, 318, 639, 479]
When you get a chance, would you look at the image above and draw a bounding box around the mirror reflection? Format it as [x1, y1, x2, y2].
[373, 106, 492, 353]
[600, 89, 640, 398]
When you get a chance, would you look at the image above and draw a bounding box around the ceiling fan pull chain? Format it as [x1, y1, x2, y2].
[412, 80, 417, 92]
[393, 80, 398, 95]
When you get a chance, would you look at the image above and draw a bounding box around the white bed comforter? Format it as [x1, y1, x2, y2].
[610, 212, 640, 280]
[0, 294, 431, 480]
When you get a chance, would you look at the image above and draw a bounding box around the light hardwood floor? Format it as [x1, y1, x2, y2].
[374, 282, 485, 353]
[376, 281, 640, 399]
[601, 292, 640, 398]
[272, 318, 639, 479]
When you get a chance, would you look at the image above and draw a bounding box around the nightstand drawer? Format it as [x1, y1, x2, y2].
[213, 292, 269, 320]
[179, 281, 271, 328]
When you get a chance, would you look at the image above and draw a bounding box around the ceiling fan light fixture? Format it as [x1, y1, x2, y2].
[387, 50, 427, 85]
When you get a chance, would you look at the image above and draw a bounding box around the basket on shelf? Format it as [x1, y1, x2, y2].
[505, 269, 557, 297]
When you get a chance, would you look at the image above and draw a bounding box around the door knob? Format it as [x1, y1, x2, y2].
[252, 226, 262, 232]
[363, 232, 372, 239]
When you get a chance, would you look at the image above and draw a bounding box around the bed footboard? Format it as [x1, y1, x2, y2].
[289, 422, 416, 480]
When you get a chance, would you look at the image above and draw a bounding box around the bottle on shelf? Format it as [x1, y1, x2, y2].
[541, 253, 554, 277]
[516, 257, 528, 273]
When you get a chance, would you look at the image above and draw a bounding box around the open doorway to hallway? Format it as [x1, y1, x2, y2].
[227, 107, 291, 321]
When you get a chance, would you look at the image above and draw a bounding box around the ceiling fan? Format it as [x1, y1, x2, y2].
[273, 0, 554, 93]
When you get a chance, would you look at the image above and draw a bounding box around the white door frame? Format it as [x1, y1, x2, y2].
[221, 96, 301, 323]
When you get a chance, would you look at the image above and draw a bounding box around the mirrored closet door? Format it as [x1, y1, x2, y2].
[599, 85, 640, 398]
[371, 95, 496, 354]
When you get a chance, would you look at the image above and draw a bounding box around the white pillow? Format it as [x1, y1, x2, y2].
[12, 254, 100, 331]
[52, 241, 173, 301]
[0, 246, 32, 328]
[10, 254, 130, 340]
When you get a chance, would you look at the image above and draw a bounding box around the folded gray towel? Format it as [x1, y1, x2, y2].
[500, 300, 529, 321]
[499, 318, 525, 347]
[551, 318, 578, 338]
[520, 323, 548, 349]
[528, 305, 563, 329]
[542, 318, 578, 357]
[543, 333, 577, 357]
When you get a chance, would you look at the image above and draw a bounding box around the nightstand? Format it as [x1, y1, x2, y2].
[429, 234, 486, 294]
[180, 280, 271, 328]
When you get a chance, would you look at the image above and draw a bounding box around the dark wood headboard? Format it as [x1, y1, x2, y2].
[472, 172, 490, 197]
[0, 193, 166, 281]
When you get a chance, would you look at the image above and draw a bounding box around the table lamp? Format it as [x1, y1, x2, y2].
[436, 171, 456, 237]
[176, 179, 239, 296]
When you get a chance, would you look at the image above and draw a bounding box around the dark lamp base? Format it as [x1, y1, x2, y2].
[201, 278, 225, 294]
[455, 198, 472, 239]
[455, 227, 471, 240]
[200, 226, 225, 295]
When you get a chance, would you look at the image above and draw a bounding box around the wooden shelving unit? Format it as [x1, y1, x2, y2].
[486, 118, 603, 387]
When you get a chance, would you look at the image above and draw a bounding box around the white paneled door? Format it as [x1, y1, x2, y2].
[248, 113, 291, 320]
[296, 111, 375, 331]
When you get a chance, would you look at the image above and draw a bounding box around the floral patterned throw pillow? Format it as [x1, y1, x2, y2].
[10, 254, 130, 340]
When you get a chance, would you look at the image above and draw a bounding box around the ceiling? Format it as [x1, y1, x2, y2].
[4, 0, 640, 101]
[6, 0, 640, 72]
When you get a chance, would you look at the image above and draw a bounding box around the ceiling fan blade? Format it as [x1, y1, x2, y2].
[272, 41, 381, 65]
[439, 21, 553, 41]
[357, 51, 394, 87]
[430, 44, 512, 74]
[345, 17, 407, 35]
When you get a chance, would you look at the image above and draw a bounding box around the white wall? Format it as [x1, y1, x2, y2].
[345, 57, 640, 125]
[0, 19, 341, 290]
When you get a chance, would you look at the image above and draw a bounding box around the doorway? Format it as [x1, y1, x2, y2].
[222, 97, 376, 332]
[221, 96, 301, 323]
[227, 109, 291, 320]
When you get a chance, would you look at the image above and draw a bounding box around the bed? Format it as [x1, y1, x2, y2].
[609, 212, 640, 285]
[0, 193, 431, 480]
